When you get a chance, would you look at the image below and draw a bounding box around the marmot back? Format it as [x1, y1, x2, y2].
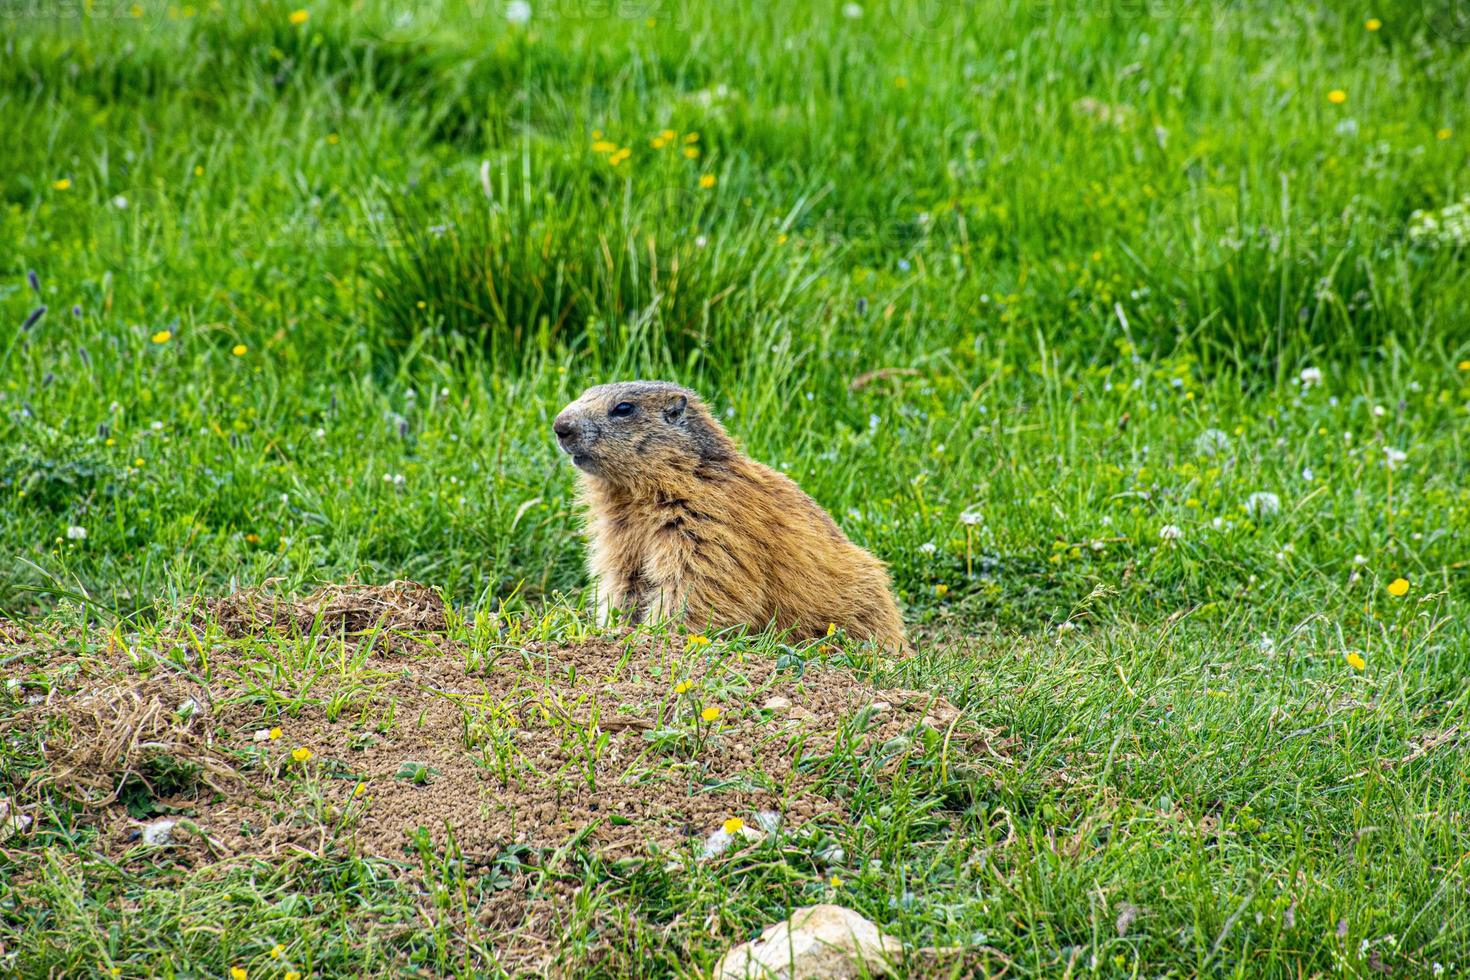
[553, 381, 908, 652]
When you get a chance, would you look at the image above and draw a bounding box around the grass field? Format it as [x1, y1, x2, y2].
[2, 0, 1469, 975]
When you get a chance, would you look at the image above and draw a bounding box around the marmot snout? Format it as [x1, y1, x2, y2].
[554, 380, 908, 652]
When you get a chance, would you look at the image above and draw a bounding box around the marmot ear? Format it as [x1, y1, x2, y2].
[663, 394, 687, 422]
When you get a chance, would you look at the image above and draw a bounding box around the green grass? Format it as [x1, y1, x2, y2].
[2, 0, 1469, 975]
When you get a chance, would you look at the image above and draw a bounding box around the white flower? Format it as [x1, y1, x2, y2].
[1245, 492, 1280, 519]
[1373, 404, 1387, 417]
[1301, 466, 1314, 482]
[111, 194, 129, 209]
[1194, 428, 1231, 457]
[1353, 554, 1368, 565]
[1384, 447, 1407, 469]
[140, 818, 177, 846]
[1299, 366, 1323, 387]
[958, 505, 984, 526]
[65, 526, 88, 540]
[918, 541, 937, 555]
[504, 0, 531, 24]
[842, 2, 863, 16]
[1159, 524, 1184, 541]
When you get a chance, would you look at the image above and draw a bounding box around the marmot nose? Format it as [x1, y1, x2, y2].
[553, 418, 577, 440]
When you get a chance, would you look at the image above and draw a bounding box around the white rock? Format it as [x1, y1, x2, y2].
[711, 904, 902, 979]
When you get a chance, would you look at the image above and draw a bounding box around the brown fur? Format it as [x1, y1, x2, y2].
[553, 381, 908, 652]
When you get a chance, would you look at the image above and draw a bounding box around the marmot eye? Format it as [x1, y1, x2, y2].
[609, 401, 636, 418]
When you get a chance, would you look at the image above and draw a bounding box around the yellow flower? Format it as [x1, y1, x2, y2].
[776, 233, 788, 245]
[722, 817, 744, 834]
[193, 165, 204, 177]
[53, 178, 71, 190]
[288, 9, 309, 25]
[934, 583, 949, 597]
[591, 139, 617, 153]
[1457, 359, 1470, 371]
[326, 133, 339, 144]
[1345, 652, 1367, 670]
[609, 147, 631, 166]
[285, 974, 301, 980]
[133, 457, 145, 468]
[673, 680, 693, 694]
[1327, 89, 1347, 105]
[660, 129, 676, 141]
[700, 706, 721, 723]
[268, 726, 282, 740]
[354, 781, 367, 797]
[270, 945, 285, 959]
[245, 533, 261, 544]
[699, 174, 716, 189]
[232, 344, 248, 356]
[1365, 17, 1381, 30]
[683, 132, 699, 144]
[686, 633, 711, 650]
[292, 746, 312, 763]
[150, 330, 172, 344]
[230, 969, 248, 980]
[829, 874, 842, 887]
[109, 969, 121, 978]
[650, 136, 667, 149]
[826, 622, 836, 636]
[1438, 128, 1453, 141]
[683, 146, 700, 159]
[1387, 577, 1409, 597]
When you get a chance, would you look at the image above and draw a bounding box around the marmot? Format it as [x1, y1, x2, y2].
[553, 380, 908, 652]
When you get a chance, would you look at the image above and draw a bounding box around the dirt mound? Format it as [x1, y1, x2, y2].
[7, 670, 236, 808]
[2, 583, 1009, 970]
[202, 579, 447, 637]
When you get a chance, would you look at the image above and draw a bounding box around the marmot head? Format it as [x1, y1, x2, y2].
[554, 381, 732, 485]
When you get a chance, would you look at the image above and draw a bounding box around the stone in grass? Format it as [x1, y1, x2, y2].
[712, 904, 903, 979]
[701, 813, 781, 860]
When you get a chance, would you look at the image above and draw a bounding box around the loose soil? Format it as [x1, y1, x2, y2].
[1, 583, 1010, 973]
